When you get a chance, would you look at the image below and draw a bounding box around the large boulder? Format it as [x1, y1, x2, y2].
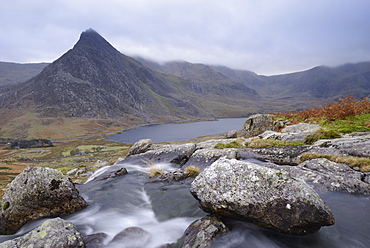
[263, 158, 370, 195]
[0, 217, 85, 248]
[183, 148, 240, 171]
[179, 215, 228, 248]
[126, 138, 153, 157]
[190, 158, 335, 235]
[119, 143, 197, 166]
[0, 166, 87, 235]
[242, 114, 286, 137]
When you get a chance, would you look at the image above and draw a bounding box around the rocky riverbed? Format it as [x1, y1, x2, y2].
[0, 114, 369, 247]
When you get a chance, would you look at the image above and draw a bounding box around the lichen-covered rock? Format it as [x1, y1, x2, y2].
[179, 215, 228, 248]
[0, 217, 85, 248]
[0, 166, 87, 235]
[126, 138, 153, 157]
[264, 158, 370, 194]
[119, 143, 197, 166]
[183, 148, 240, 171]
[242, 114, 286, 137]
[190, 158, 335, 235]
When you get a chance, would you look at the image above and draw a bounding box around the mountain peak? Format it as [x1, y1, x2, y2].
[73, 28, 117, 53]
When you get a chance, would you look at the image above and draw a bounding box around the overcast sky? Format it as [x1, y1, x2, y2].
[1, 0, 369, 75]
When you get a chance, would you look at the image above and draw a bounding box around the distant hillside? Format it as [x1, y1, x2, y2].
[211, 62, 370, 101]
[0, 62, 48, 87]
[0, 29, 260, 139]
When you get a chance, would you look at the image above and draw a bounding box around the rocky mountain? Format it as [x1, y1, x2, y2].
[0, 62, 47, 87]
[0, 29, 259, 138]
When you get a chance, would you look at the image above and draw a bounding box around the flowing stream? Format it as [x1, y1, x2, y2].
[1, 118, 369, 247]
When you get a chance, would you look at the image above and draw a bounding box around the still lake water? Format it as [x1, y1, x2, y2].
[107, 118, 247, 144]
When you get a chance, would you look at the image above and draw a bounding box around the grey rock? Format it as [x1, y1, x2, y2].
[108, 227, 151, 248]
[264, 158, 370, 194]
[242, 114, 286, 137]
[258, 123, 321, 142]
[0, 217, 85, 248]
[127, 138, 153, 157]
[191, 158, 335, 235]
[225, 130, 238, 138]
[239, 146, 312, 165]
[183, 148, 240, 171]
[179, 215, 229, 248]
[0, 166, 87, 235]
[119, 143, 197, 166]
[83, 233, 108, 248]
[195, 139, 238, 149]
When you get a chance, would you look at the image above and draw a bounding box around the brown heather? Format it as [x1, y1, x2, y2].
[278, 96, 370, 122]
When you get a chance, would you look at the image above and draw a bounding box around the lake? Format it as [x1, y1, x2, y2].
[107, 118, 247, 143]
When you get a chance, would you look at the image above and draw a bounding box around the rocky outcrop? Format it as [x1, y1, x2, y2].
[0, 166, 87, 235]
[119, 143, 197, 166]
[179, 215, 229, 248]
[264, 158, 370, 194]
[126, 138, 153, 157]
[183, 148, 240, 171]
[258, 123, 321, 142]
[0, 217, 85, 248]
[239, 145, 312, 165]
[242, 114, 287, 137]
[191, 158, 335, 235]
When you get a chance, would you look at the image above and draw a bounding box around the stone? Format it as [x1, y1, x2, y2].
[263, 158, 370, 194]
[0, 217, 84, 248]
[83, 233, 108, 248]
[190, 158, 335, 235]
[179, 215, 229, 248]
[108, 226, 151, 248]
[0, 166, 87, 235]
[120, 143, 197, 166]
[257, 123, 321, 142]
[91, 167, 128, 181]
[242, 114, 286, 137]
[225, 130, 238, 138]
[127, 138, 153, 157]
[183, 148, 240, 171]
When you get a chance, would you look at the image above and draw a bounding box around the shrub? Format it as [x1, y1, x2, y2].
[214, 140, 243, 149]
[149, 168, 164, 178]
[244, 138, 305, 148]
[70, 148, 81, 156]
[185, 166, 200, 177]
[304, 129, 341, 145]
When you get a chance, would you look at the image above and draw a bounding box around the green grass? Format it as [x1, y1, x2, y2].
[304, 128, 341, 145]
[319, 114, 370, 133]
[245, 139, 305, 148]
[214, 140, 244, 149]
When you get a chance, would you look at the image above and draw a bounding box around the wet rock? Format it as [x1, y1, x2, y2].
[108, 227, 151, 248]
[191, 158, 335, 235]
[92, 167, 128, 181]
[179, 215, 229, 248]
[67, 167, 93, 178]
[183, 148, 240, 171]
[242, 114, 286, 137]
[0, 217, 84, 248]
[83, 233, 108, 248]
[127, 138, 153, 157]
[264, 158, 370, 194]
[0, 166, 87, 235]
[120, 143, 197, 166]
